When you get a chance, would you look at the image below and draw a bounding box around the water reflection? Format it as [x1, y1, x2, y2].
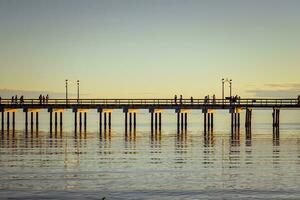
[150, 129, 162, 164]
[229, 128, 241, 169]
[1, 126, 300, 199]
[174, 129, 188, 166]
[203, 130, 215, 167]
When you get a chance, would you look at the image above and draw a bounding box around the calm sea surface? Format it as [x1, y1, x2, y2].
[0, 110, 300, 199]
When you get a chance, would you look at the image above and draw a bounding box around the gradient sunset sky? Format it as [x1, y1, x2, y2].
[0, 0, 300, 98]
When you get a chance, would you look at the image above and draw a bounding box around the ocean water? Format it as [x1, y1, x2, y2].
[0, 110, 300, 199]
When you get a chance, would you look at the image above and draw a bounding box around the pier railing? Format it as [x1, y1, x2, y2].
[0, 98, 299, 106]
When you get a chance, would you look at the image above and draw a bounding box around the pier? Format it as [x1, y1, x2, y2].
[0, 98, 299, 134]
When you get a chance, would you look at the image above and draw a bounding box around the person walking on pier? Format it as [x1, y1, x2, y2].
[39, 94, 42, 104]
[20, 96, 24, 104]
[15, 95, 18, 104]
[46, 94, 49, 104]
[213, 94, 216, 104]
[174, 95, 177, 104]
[191, 96, 194, 104]
[180, 95, 183, 104]
[42, 95, 45, 104]
[11, 96, 14, 104]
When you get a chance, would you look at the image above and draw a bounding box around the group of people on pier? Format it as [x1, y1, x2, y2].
[173, 94, 242, 104]
[174, 94, 217, 104]
[0, 94, 49, 104]
[8, 95, 25, 104]
[39, 94, 49, 104]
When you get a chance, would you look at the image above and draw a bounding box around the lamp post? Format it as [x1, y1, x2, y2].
[77, 80, 80, 103]
[222, 78, 225, 104]
[229, 79, 232, 98]
[221, 78, 233, 104]
[65, 79, 68, 104]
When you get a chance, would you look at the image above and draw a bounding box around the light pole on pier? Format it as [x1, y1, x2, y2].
[65, 79, 68, 104]
[222, 78, 232, 104]
[222, 78, 225, 104]
[77, 80, 80, 103]
[229, 79, 232, 98]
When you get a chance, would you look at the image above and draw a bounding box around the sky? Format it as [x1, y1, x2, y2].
[0, 0, 300, 98]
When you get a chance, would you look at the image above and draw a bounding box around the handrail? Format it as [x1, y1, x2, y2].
[0, 98, 299, 106]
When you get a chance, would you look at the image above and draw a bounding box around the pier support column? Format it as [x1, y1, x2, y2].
[1, 111, 4, 133]
[30, 112, 33, 131]
[203, 109, 215, 133]
[159, 113, 161, 130]
[175, 109, 189, 132]
[133, 113, 136, 130]
[12, 112, 15, 132]
[180, 113, 184, 130]
[151, 112, 154, 131]
[36, 112, 39, 131]
[155, 113, 158, 130]
[245, 108, 252, 128]
[84, 112, 87, 131]
[204, 112, 207, 133]
[59, 112, 63, 131]
[108, 112, 111, 130]
[7, 112, 10, 131]
[211, 113, 214, 129]
[25, 111, 28, 132]
[74, 111, 77, 133]
[124, 109, 138, 134]
[125, 111, 128, 131]
[104, 112, 107, 130]
[184, 113, 187, 130]
[79, 112, 82, 131]
[99, 112, 102, 132]
[177, 112, 180, 130]
[55, 112, 58, 132]
[207, 113, 210, 131]
[149, 109, 162, 132]
[98, 109, 113, 132]
[272, 108, 280, 137]
[129, 113, 132, 131]
[230, 107, 241, 133]
[49, 111, 53, 133]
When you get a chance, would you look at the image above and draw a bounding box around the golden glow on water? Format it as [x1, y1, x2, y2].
[1, 121, 300, 199]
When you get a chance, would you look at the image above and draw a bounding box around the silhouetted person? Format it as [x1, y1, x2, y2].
[191, 96, 193, 104]
[46, 94, 49, 104]
[213, 94, 216, 104]
[39, 94, 42, 104]
[20, 96, 24, 104]
[15, 95, 18, 104]
[180, 95, 183, 104]
[42, 95, 45, 104]
[174, 95, 177, 104]
[11, 96, 14, 104]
